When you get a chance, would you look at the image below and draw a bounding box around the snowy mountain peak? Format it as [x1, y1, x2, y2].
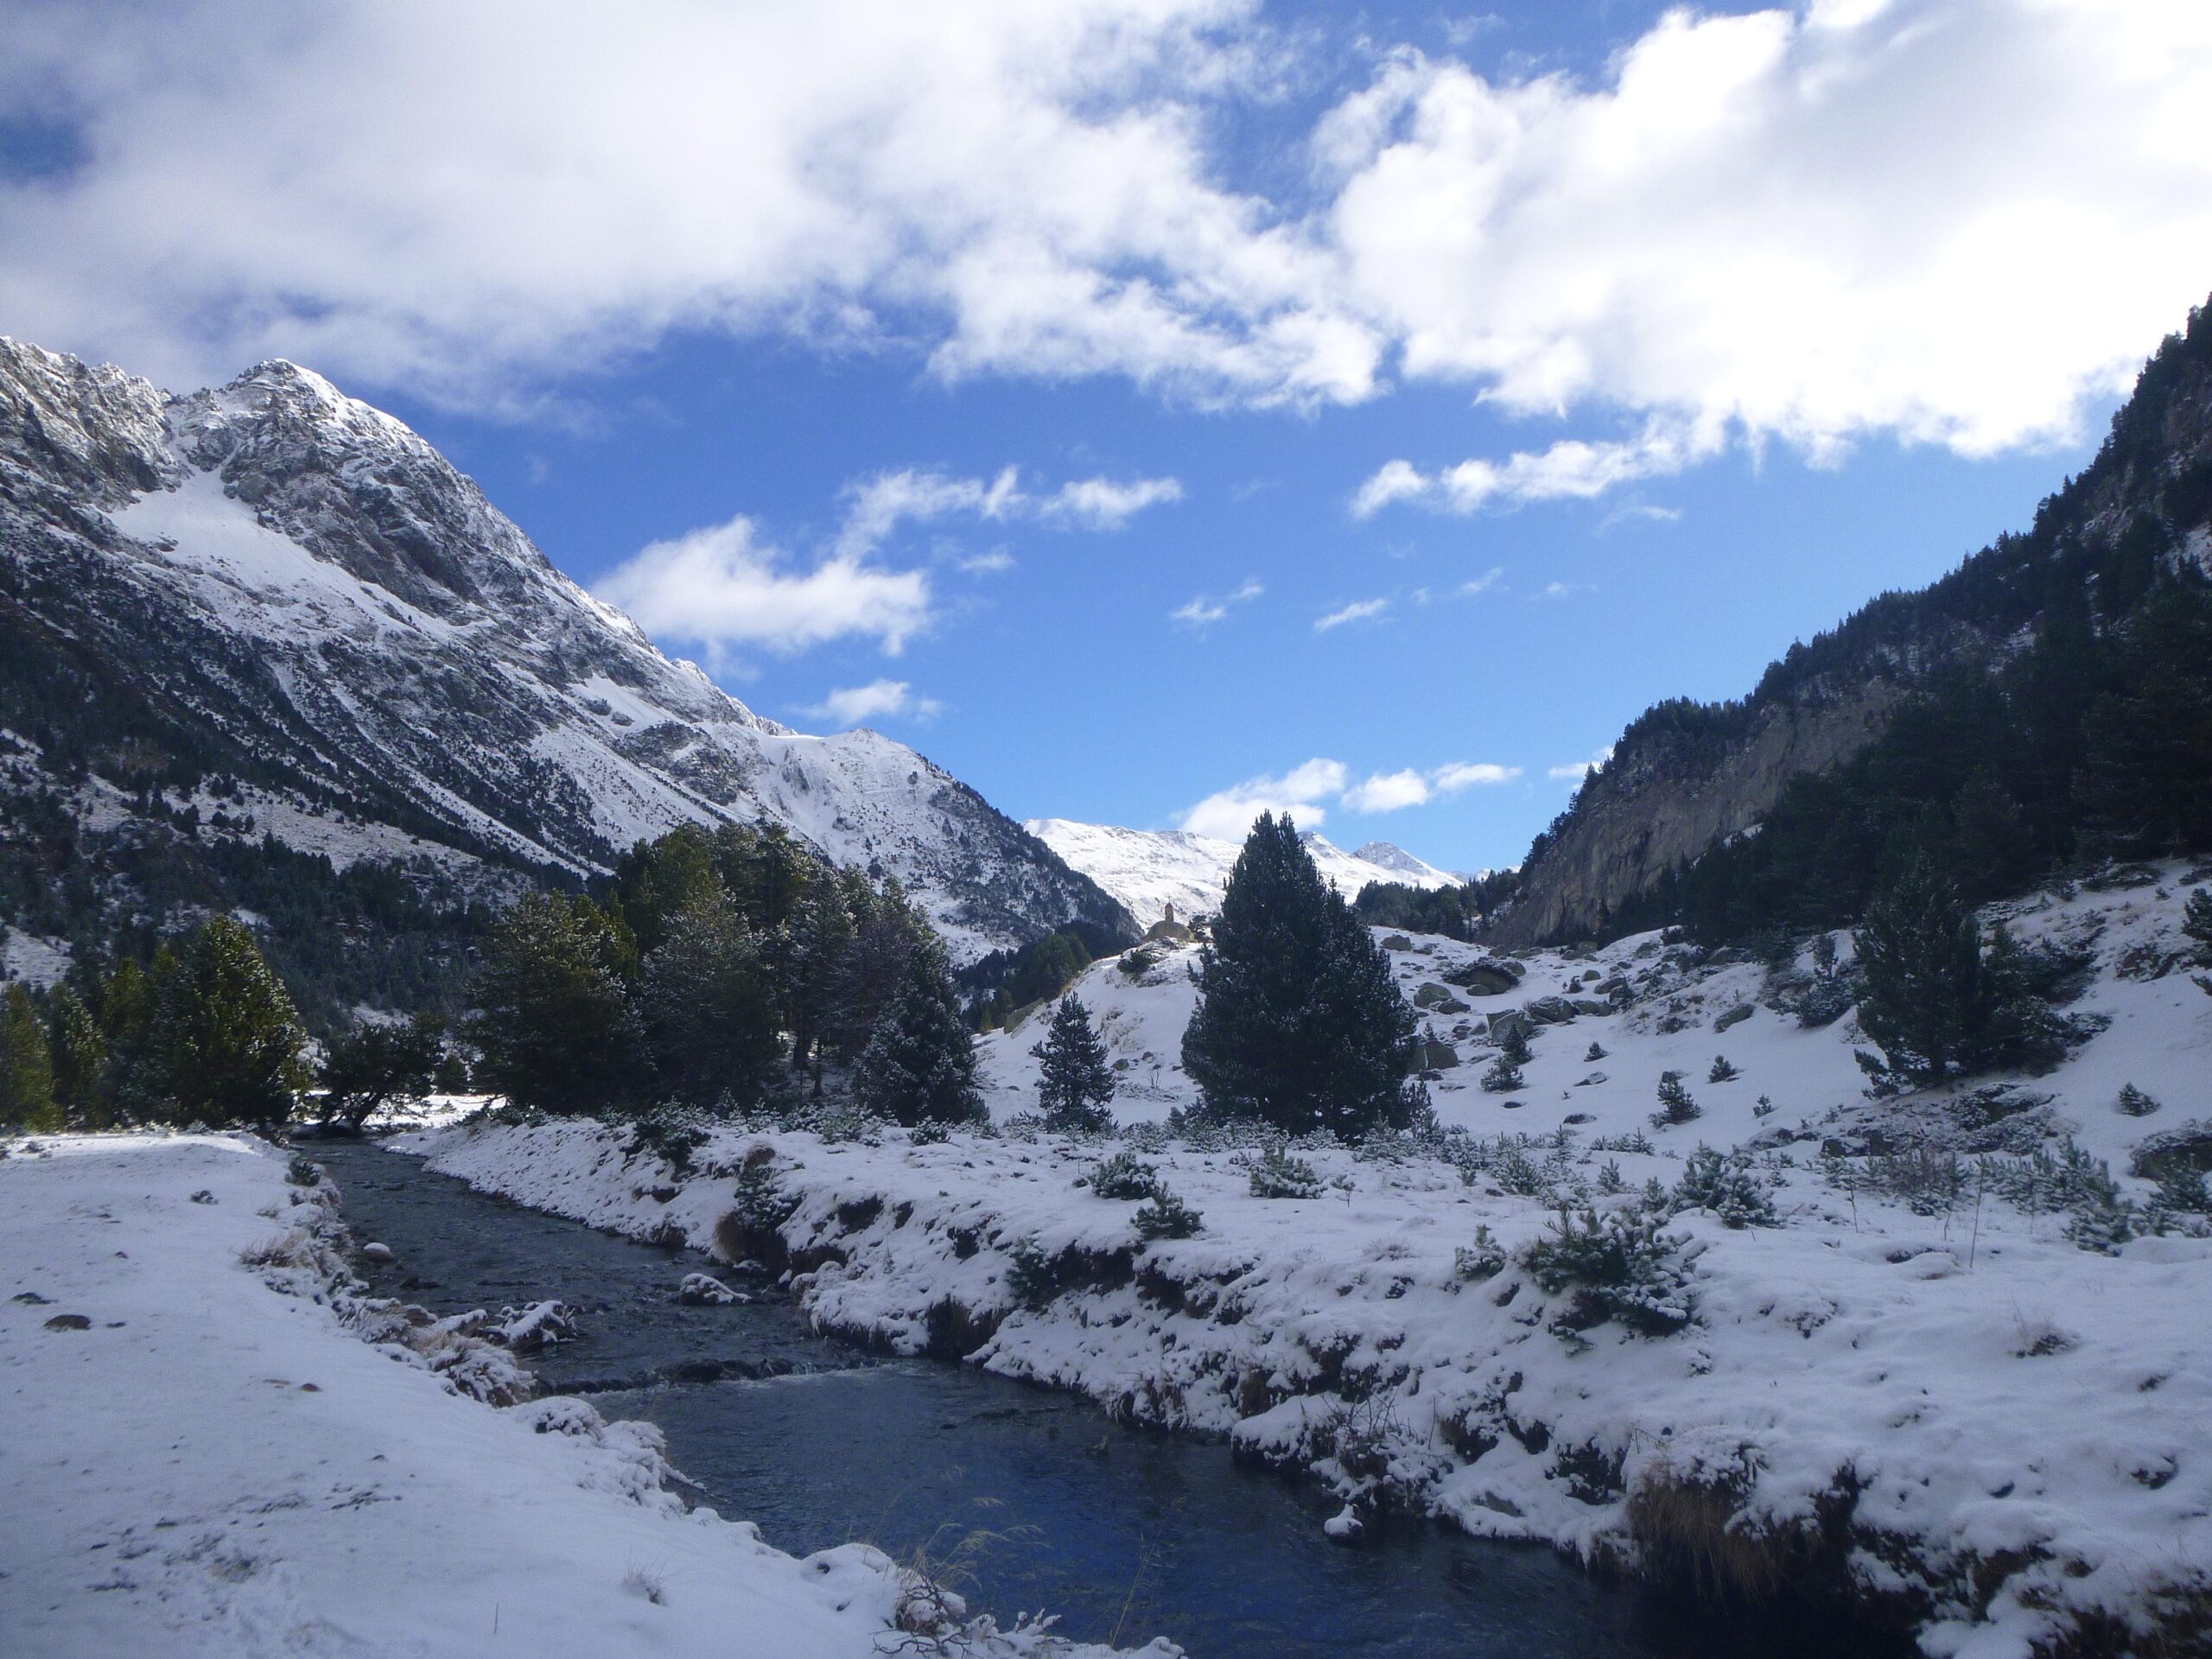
[1348, 840, 1459, 887]
[0, 339, 1131, 960]
[1027, 818, 1457, 929]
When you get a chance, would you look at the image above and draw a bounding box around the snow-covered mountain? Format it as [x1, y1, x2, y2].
[1025, 818, 1457, 928]
[0, 338, 1132, 962]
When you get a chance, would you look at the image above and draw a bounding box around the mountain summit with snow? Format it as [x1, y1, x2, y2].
[1026, 818, 1454, 928]
[0, 337, 1131, 963]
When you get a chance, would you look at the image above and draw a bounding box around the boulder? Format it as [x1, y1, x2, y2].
[678, 1272, 747, 1307]
[1569, 998, 1613, 1017]
[1715, 1003, 1756, 1033]
[1381, 935, 1414, 950]
[1419, 1040, 1460, 1070]
[1484, 1009, 1535, 1047]
[1522, 995, 1578, 1025]
[1412, 983, 1469, 1013]
[1443, 958, 1522, 996]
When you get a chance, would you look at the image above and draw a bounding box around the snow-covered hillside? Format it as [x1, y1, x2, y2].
[1027, 818, 1454, 929]
[0, 336, 1130, 960]
[0, 1133, 1167, 1657]
[407, 859, 2212, 1655]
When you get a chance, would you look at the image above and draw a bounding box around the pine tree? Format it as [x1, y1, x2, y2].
[639, 886, 781, 1110]
[1650, 1071, 1701, 1127]
[0, 982, 58, 1131]
[854, 944, 983, 1128]
[1032, 995, 1115, 1132]
[785, 880, 856, 1091]
[1179, 813, 1416, 1137]
[318, 1013, 444, 1132]
[44, 984, 108, 1128]
[472, 893, 645, 1116]
[1853, 855, 1983, 1085]
[151, 917, 309, 1132]
[2184, 887, 2212, 957]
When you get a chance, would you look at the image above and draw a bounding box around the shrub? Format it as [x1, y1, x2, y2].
[1584, 1041, 1607, 1062]
[1079, 1151, 1160, 1200]
[1752, 1095, 1777, 1118]
[1707, 1054, 1740, 1084]
[1650, 1071, 1701, 1128]
[1670, 1146, 1777, 1228]
[1519, 1206, 1697, 1335]
[1247, 1145, 1324, 1198]
[1133, 1188, 1203, 1240]
[1004, 1238, 1060, 1309]
[2117, 1084, 2161, 1117]
[1480, 1055, 1526, 1094]
[1453, 1224, 1507, 1281]
[1118, 945, 1162, 979]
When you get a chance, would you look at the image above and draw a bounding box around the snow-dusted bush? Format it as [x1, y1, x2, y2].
[1707, 1054, 1740, 1084]
[1132, 1187, 1204, 1239]
[1479, 1054, 1525, 1093]
[2117, 1083, 2162, 1117]
[1078, 1150, 1160, 1200]
[1669, 1146, 1777, 1229]
[1650, 1071, 1701, 1128]
[1453, 1224, 1506, 1281]
[1247, 1146, 1324, 1199]
[1519, 1206, 1697, 1336]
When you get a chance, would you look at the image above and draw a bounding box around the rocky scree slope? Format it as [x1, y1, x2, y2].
[1490, 298, 2212, 946]
[0, 337, 1130, 966]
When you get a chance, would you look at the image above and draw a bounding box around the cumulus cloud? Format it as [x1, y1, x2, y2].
[594, 514, 930, 658]
[3, 0, 2204, 493]
[1459, 567, 1504, 598]
[1342, 769, 1430, 813]
[1172, 578, 1263, 628]
[1548, 747, 1615, 782]
[839, 465, 1177, 556]
[1040, 475, 1185, 529]
[1314, 596, 1389, 632]
[1184, 754, 1520, 832]
[1179, 758, 1349, 840]
[801, 678, 942, 728]
[1335, 2, 2212, 504]
[1433, 761, 1521, 791]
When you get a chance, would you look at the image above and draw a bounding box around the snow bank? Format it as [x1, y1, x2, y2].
[410, 863, 2212, 1656]
[0, 1132, 1177, 1658]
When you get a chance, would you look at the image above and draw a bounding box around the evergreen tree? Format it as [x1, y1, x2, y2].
[96, 952, 169, 1124]
[1032, 995, 1115, 1132]
[150, 916, 309, 1132]
[2184, 887, 2212, 957]
[784, 880, 856, 1091]
[318, 1013, 444, 1132]
[639, 886, 782, 1109]
[44, 984, 108, 1128]
[0, 982, 58, 1131]
[472, 893, 645, 1115]
[1179, 813, 1416, 1137]
[1853, 855, 1984, 1084]
[854, 944, 982, 1128]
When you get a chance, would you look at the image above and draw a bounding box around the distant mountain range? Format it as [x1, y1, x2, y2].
[1025, 818, 1456, 928]
[0, 337, 1132, 1007]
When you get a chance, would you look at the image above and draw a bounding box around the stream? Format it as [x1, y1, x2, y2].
[311, 1137, 1893, 1659]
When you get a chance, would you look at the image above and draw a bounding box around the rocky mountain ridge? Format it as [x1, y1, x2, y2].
[0, 336, 1132, 974]
[1488, 296, 2212, 945]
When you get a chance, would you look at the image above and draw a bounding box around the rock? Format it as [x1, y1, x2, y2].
[678, 1272, 748, 1306]
[1420, 1041, 1460, 1070]
[1443, 958, 1522, 996]
[1485, 1009, 1535, 1047]
[43, 1313, 92, 1332]
[1412, 983, 1468, 1013]
[1381, 935, 1414, 950]
[1323, 1505, 1363, 1543]
[1522, 995, 1578, 1025]
[1575, 1071, 1608, 1087]
[188, 1189, 216, 1205]
[361, 1242, 395, 1263]
[1569, 998, 1612, 1017]
[1715, 1003, 1755, 1032]
[494, 1300, 579, 1351]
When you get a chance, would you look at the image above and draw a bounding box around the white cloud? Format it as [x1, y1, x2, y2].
[1039, 475, 1184, 529]
[802, 678, 942, 728]
[1459, 566, 1504, 598]
[1433, 761, 1521, 791]
[956, 549, 1016, 575]
[1314, 596, 1389, 632]
[4, 0, 2205, 489]
[1171, 578, 1263, 628]
[1548, 747, 1615, 782]
[593, 513, 930, 657]
[0, 1, 1377, 410]
[1185, 753, 1522, 830]
[1343, 769, 1429, 813]
[1332, 3, 2212, 500]
[1179, 758, 1347, 840]
[1535, 580, 1592, 601]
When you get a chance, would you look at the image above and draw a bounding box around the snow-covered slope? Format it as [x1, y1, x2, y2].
[0, 337, 1130, 960]
[1026, 818, 1454, 929]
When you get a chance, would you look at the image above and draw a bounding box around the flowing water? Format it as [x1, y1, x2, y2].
[311, 1138, 1895, 1659]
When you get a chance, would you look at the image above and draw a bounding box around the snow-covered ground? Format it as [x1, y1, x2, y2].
[0, 1132, 1174, 1658]
[1027, 819, 1454, 931]
[410, 862, 2212, 1656]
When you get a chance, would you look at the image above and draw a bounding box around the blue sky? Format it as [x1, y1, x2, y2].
[3, 0, 2208, 873]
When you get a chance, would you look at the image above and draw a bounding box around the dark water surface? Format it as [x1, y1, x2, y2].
[313, 1138, 1893, 1659]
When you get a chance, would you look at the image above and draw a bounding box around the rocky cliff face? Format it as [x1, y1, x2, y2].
[1487, 296, 2212, 947]
[0, 338, 1133, 963]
